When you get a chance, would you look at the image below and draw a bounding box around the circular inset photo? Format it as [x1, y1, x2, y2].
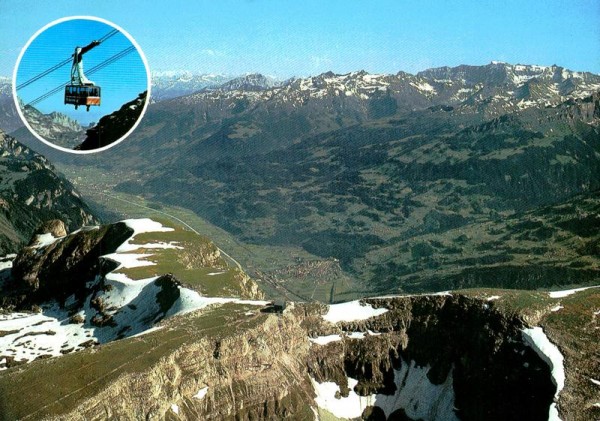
[13, 16, 150, 153]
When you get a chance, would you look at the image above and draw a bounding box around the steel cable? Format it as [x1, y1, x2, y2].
[16, 28, 120, 91]
[27, 45, 137, 107]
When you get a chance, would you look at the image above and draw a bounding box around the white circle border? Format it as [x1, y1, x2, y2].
[12, 15, 152, 154]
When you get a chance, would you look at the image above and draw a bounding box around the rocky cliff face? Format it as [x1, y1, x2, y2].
[304, 296, 555, 420]
[5, 220, 133, 308]
[0, 130, 97, 255]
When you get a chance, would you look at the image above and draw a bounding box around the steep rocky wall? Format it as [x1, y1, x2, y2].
[4, 221, 132, 309]
[29, 295, 561, 421]
[0, 131, 97, 255]
[57, 311, 315, 420]
[305, 296, 556, 420]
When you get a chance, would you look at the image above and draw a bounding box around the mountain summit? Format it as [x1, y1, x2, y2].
[214, 73, 280, 92]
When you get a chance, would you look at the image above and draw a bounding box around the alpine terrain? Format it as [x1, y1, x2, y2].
[0, 61, 598, 420]
[0, 217, 596, 420]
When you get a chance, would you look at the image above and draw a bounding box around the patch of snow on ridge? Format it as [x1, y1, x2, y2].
[193, 387, 209, 400]
[323, 300, 388, 323]
[130, 326, 164, 338]
[311, 358, 458, 420]
[102, 252, 156, 269]
[309, 334, 342, 345]
[32, 233, 62, 249]
[522, 326, 565, 420]
[116, 218, 174, 252]
[0, 307, 96, 367]
[309, 330, 382, 345]
[101, 218, 183, 274]
[165, 287, 269, 318]
[548, 286, 600, 298]
[69, 225, 100, 235]
[411, 81, 436, 93]
[312, 377, 367, 419]
[132, 242, 183, 250]
[376, 360, 457, 420]
[0, 255, 14, 272]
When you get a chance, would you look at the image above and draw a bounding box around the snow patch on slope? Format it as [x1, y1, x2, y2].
[309, 330, 380, 345]
[548, 285, 600, 298]
[323, 300, 388, 323]
[312, 358, 458, 420]
[102, 252, 156, 269]
[116, 218, 175, 252]
[0, 307, 95, 368]
[193, 386, 209, 400]
[31, 233, 62, 249]
[522, 327, 565, 420]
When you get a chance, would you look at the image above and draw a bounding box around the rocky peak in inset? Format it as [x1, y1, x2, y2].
[76, 91, 147, 151]
[20, 104, 84, 146]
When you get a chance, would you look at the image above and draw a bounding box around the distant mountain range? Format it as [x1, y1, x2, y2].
[4, 62, 598, 143]
[175, 62, 600, 120]
[150, 71, 233, 101]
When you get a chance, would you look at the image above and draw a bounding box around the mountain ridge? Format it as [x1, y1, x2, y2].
[0, 218, 596, 419]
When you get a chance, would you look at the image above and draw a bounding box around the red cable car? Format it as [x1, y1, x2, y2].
[64, 85, 101, 111]
[64, 40, 101, 111]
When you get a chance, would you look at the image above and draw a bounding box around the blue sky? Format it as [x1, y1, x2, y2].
[14, 18, 147, 125]
[1, 0, 599, 87]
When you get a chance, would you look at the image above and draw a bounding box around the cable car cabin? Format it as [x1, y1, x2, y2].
[64, 85, 101, 111]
